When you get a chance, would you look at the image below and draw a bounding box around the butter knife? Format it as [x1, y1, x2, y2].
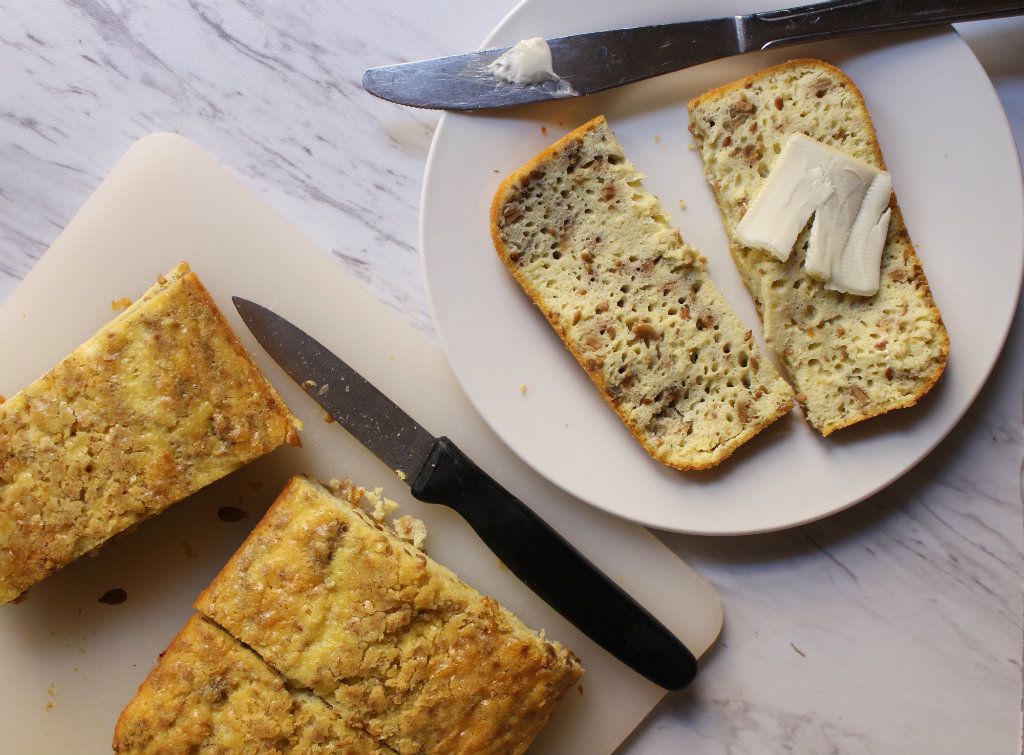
[362, 0, 1024, 110]
[233, 297, 699, 691]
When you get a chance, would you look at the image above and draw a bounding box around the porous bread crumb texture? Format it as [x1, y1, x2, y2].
[114, 614, 391, 754]
[688, 59, 948, 435]
[491, 116, 793, 470]
[0, 262, 301, 604]
[196, 476, 582, 755]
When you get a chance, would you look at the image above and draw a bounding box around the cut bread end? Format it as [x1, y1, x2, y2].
[492, 116, 793, 470]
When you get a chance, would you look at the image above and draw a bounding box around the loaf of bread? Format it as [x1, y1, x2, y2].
[491, 116, 793, 470]
[688, 59, 948, 435]
[194, 475, 583, 755]
[113, 615, 390, 754]
[0, 262, 301, 604]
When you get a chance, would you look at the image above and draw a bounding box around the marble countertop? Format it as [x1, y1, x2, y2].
[2, 2, 1022, 753]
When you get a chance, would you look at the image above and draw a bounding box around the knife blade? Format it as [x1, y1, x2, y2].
[362, 0, 1024, 110]
[233, 297, 698, 691]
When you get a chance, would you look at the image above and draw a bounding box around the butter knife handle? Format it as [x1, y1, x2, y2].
[748, 0, 1024, 49]
[410, 436, 698, 691]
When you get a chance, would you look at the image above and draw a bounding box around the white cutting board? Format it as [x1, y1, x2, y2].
[0, 134, 722, 755]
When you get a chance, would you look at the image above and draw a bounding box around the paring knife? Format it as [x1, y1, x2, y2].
[233, 297, 698, 691]
[362, 0, 1024, 110]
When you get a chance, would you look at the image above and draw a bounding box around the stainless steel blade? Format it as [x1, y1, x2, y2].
[233, 297, 437, 477]
[362, 0, 1024, 110]
[362, 18, 739, 110]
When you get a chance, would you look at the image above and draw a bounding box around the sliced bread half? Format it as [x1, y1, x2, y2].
[688, 59, 948, 435]
[491, 116, 793, 470]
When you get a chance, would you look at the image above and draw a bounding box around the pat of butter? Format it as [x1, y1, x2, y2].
[487, 37, 558, 86]
[735, 133, 892, 297]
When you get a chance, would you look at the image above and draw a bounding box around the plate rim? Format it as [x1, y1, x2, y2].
[418, 1, 1024, 535]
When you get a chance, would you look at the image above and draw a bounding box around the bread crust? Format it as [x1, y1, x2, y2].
[113, 614, 387, 754]
[688, 59, 948, 435]
[196, 475, 582, 755]
[0, 262, 301, 603]
[490, 117, 792, 470]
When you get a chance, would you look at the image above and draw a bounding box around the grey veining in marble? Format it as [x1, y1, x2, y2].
[1, 2, 1022, 753]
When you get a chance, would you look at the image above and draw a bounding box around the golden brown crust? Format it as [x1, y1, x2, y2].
[196, 476, 583, 755]
[0, 263, 301, 603]
[490, 117, 792, 470]
[182, 264, 302, 448]
[113, 615, 389, 754]
[688, 59, 948, 435]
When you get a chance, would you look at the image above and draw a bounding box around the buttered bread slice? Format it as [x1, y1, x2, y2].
[0, 262, 300, 604]
[688, 59, 948, 435]
[491, 116, 793, 470]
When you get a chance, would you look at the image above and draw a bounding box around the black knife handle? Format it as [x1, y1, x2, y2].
[410, 436, 697, 691]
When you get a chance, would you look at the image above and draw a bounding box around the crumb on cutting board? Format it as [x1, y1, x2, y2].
[98, 588, 127, 605]
[393, 514, 428, 550]
[217, 506, 249, 522]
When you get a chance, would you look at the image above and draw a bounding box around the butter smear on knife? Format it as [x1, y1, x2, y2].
[487, 37, 576, 97]
[735, 133, 892, 297]
[488, 38, 558, 85]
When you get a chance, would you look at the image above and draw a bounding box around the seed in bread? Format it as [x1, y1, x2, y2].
[195, 476, 583, 755]
[688, 59, 948, 435]
[113, 615, 391, 754]
[0, 262, 301, 604]
[490, 116, 793, 470]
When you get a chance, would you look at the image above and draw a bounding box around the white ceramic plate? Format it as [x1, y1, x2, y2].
[420, 0, 1024, 534]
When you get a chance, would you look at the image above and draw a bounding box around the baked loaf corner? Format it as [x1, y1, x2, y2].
[195, 475, 583, 755]
[113, 614, 390, 754]
[0, 262, 301, 604]
[688, 59, 948, 435]
[491, 116, 793, 469]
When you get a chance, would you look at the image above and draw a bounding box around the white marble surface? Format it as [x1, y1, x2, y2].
[2, 2, 1022, 753]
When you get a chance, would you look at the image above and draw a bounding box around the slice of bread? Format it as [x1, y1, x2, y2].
[490, 116, 793, 470]
[113, 615, 391, 754]
[0, 262, 301, 604]
[688, 59, 948, 435]
[195, 476, 582, 755]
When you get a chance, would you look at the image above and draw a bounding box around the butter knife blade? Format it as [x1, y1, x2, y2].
[362, 0, 1024, 110]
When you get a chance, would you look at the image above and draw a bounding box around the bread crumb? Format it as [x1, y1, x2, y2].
[301, 379, 317, 390]
[323, 412, 335, 424]
[541, 126, 548, 135]
[98, 588, 127, 605]
[393, 515, 427, 550]
[519, 384, 527, 394]
[678, 199, 687, 210]
[111, 297, 132, 312]
[0, 395, 5, 404]
[395, 469, 407, 481]
[364, 487, 399, 522]
[318, 383, 329, 395]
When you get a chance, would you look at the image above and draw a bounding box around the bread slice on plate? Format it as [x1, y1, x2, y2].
[194, 475, 582, 755]
[0, 262, 300, 604]
[688, 59, 948, 435]
[491, 116, 793, 471]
